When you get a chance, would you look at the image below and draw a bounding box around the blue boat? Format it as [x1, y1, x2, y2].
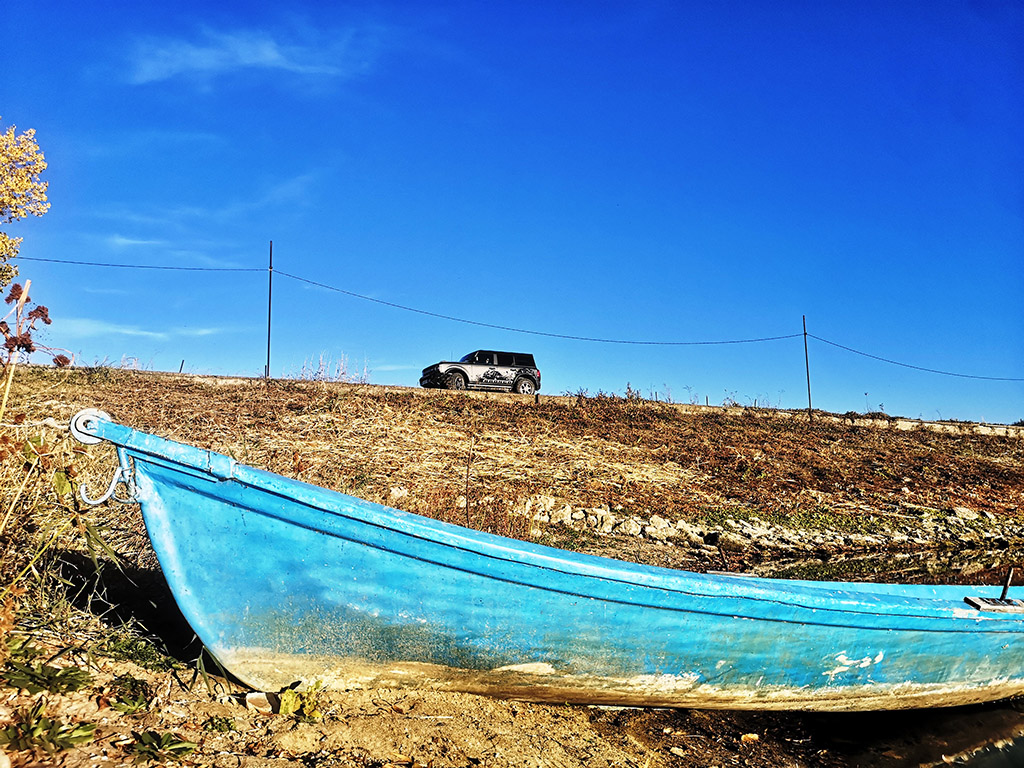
[70, 409, 1024, 711]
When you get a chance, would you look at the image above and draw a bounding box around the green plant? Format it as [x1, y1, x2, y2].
[201, 715, 236, 732]
[278, 680, 325, 722]
[128, 730, 196, 764]
[0, 699, 95, 754]
[109, 673, 152, 714]
[1, 658, 92, 694]
[97, 631, 176, 671]
[3, 633, 43, 662]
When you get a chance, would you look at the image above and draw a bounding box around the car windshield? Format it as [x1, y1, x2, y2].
[459, 353, 475, 363]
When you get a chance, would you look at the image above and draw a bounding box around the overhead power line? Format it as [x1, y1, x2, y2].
[18, 256, 261, 272]
[808, 334, 1024, 382]
[275, 270, 802, 346]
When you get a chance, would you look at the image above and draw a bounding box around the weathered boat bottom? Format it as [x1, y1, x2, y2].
[226, 651, 1024, 712]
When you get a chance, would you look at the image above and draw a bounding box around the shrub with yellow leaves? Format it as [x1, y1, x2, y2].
[0, 116, 49, 288]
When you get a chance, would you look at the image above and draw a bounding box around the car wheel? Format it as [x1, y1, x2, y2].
[446, 372, 467, 390]
[513, 378, 535, 395]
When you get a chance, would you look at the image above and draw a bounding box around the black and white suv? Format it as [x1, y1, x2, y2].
[420, 350, 541, 395]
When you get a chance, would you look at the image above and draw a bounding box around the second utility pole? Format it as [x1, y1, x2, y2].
[803, 315, 813, 423]
[265, 241, 273, 379]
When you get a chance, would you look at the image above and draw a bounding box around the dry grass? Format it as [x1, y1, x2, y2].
[6, 365, 1024, 534]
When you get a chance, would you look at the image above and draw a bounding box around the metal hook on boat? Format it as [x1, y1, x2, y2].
[79, 447, 137, 506]
[79, 460, 135, 506]
[70, 409, 138, 505]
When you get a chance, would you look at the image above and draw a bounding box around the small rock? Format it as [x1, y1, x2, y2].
[718, 532, 748, 552]
[533, 494, 557, 512]
[245, 691, 280, 714]
[549, 506, 573, 525]
[616, 519, 643, 536]
[571, 509, 586, 521]
[389, 486, 409, 500]
[592, 511, 617, 534]
[675, 520, 706, 546]
[649, 515, 671, 529]
[644, 525, 675, 541]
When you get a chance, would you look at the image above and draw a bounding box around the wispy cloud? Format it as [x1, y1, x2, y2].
[127, 26, 382, 85]
[107, 235, 168, 248]
[60, 318, 229, 341]
[81, 287, 131, 296]
[95, 170, 323, 229]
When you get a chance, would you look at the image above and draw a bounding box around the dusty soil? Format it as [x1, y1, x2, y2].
[2, 367, 1023, 767]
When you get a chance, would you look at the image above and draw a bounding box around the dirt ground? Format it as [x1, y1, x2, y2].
[5, 645, 1024, 768]
[2, 367, 1023, 767]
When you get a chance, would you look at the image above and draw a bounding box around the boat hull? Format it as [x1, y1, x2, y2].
[74, 413, 1024, 711]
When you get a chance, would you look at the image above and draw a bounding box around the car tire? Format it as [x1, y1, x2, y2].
[513, 378, 536, 395]
[446, 372, 467, 391]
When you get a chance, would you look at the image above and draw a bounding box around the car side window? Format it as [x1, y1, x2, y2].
[496, 352, 513, 366]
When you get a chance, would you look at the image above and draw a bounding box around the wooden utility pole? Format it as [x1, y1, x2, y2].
[803, 315, 813, 423]
[265, 241, 273, 379]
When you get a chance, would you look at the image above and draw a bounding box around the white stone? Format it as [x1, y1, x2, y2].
[549, 506, 573, 525]
[718, 532, 748, 552]
[644, 525, 675, 541]
[245, 691, 279, 714]
[534, 494, 557, 512]
[953, 506, 980, 521]
[593, 511, 617, 534]
[617, 519, 643, 536]
[674, 521, 705, 546]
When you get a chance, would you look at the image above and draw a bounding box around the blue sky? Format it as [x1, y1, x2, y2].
[3, 1, 1022, 423]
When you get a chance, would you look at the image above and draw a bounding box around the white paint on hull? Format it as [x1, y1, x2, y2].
[223, 650, 1024, 712]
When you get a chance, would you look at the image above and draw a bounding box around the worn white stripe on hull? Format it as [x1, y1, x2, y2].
[225, 651, 1024, 712]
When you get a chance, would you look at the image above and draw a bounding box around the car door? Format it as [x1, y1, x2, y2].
[469, 350, 497, 388]
[468, 354, 505, 391]
[493, 352, 517, 389]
